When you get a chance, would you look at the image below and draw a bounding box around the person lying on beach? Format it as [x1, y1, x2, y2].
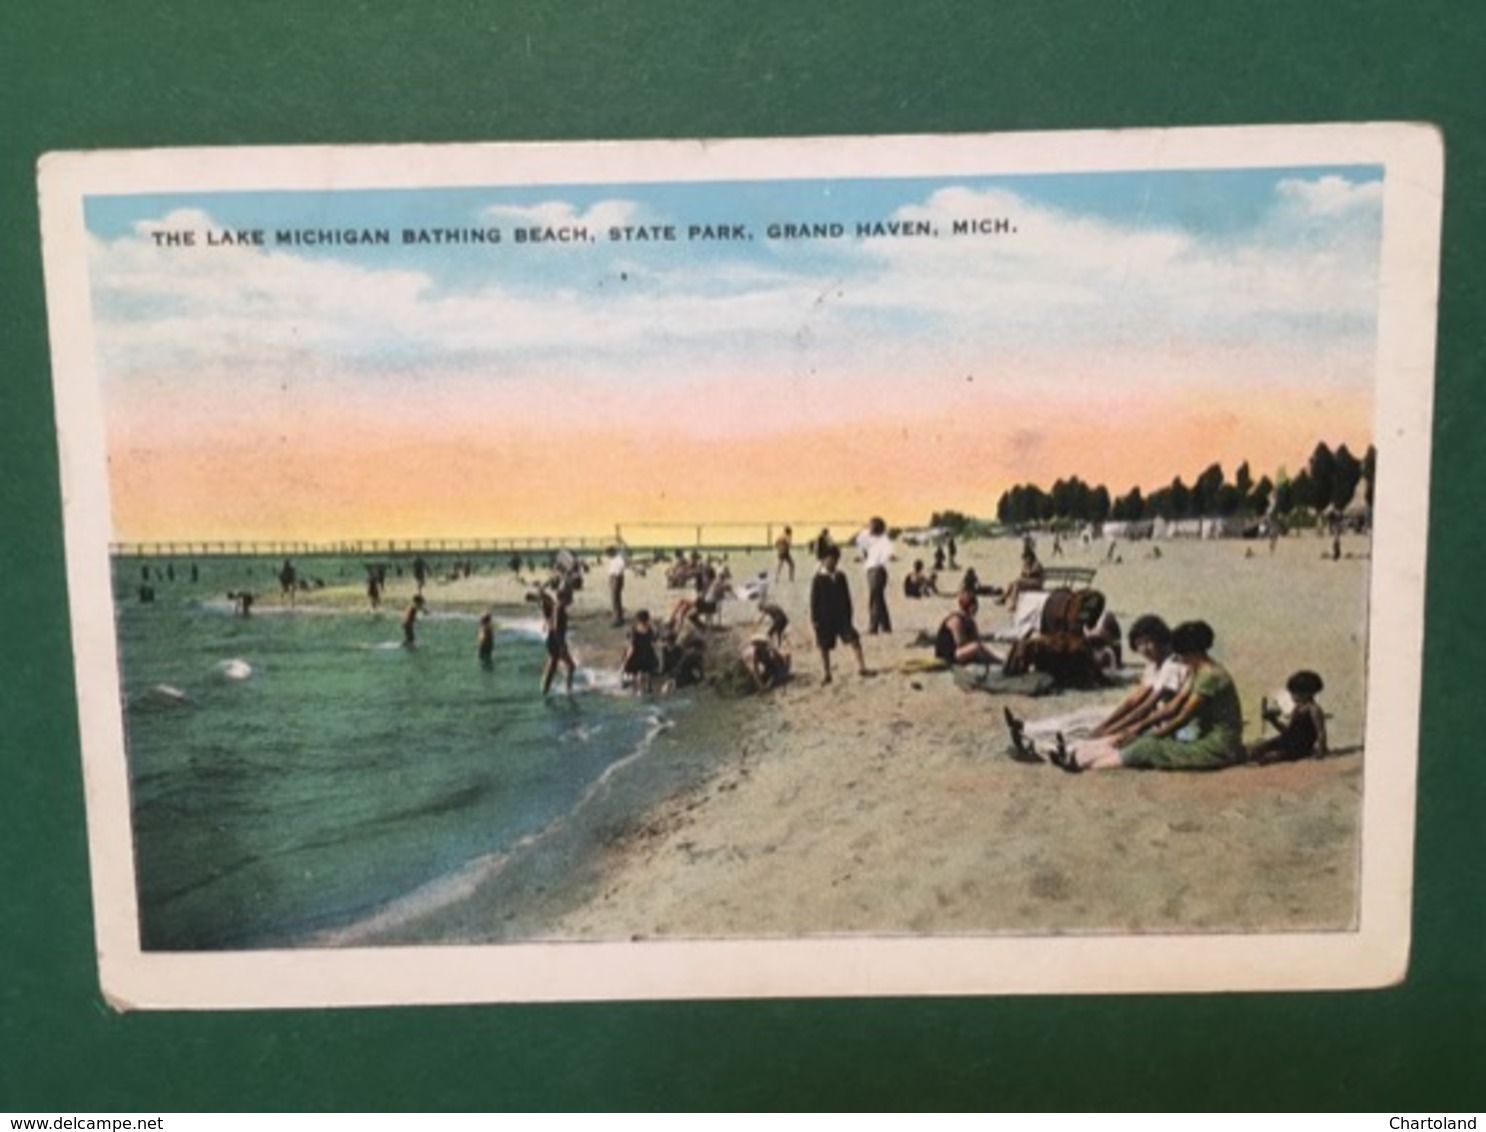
[1248, 670, 1329, 764]
[934, 592, 1002, 667]
[757, 601, 789, 648]
[903, 560, 940, 598]
[477, 611, 495, 667]
[809, 544, 869, 685]
[1021, 620, 1244, 772]
[743, 636, 792, 691]
[957, 567, 1001, 599]
[619, 609, 660, 694]
[1006, 614, 1186, 752]
[402, 594, 426, 648]
[539, 586, 576, 695]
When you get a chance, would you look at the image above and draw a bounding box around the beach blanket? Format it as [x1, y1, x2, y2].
[953, 666, 1057, 697]
[899, 655, 950, 674]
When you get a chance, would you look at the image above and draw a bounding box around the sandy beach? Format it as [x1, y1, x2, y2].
[336, 529, 1369, 944]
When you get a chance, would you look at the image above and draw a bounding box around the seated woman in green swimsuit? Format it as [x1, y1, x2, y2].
[1050, 619, 1244, 772]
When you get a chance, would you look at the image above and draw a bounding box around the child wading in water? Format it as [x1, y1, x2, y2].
[402, 594, 426, 647]
[809, 544, 869, 685]
[476, 611, 495, 667]
[1248, 670, 1329, 763]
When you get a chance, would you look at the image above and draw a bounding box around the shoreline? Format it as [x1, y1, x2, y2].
[133, 536, 1370, 944]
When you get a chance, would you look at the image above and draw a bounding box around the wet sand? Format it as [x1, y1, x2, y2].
[315, 532, 1370, 941]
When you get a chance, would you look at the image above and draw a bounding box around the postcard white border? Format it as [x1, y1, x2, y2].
[38, 123, 1442, 1009]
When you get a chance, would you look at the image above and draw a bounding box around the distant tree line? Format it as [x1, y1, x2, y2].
[991, 441, 1376, 527]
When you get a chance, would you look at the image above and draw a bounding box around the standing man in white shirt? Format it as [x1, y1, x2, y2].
[855, 516, 894, 635]
[606, 545, 627, 627]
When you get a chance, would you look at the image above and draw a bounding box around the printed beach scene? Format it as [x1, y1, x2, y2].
[40, 128, 1440, 1003]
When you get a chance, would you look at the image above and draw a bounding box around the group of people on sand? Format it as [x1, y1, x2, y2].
[403, 521, 1337, 768]
[1004, 614, 1329, 773]
[614, 607, 712, 695]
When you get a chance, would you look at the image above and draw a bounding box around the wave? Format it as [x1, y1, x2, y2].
[311, 708, 676, 946]
[128, 683, 191, 712]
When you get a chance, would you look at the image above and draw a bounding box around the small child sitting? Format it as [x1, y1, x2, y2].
[1248, 669, 1329, 764]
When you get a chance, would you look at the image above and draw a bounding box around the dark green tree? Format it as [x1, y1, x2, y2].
[1193, 462, 1226, 516]
[1308, 442, 1337, 511]
[1251, 475, 1274, 516]
[1290, 469, 1315, 512]
[1235, 460, 1254, 503]
[1161, 477, 1191, 520]
[1331, 444, 1363, 510]
[1273, 476, 1294, 515]
[930, 510, 971, 535]
[1216, 483, 1242, 516]
[1091, 485, 1112, 523]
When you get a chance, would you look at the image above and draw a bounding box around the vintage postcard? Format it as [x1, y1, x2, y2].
[38, 125, 1442, 1008]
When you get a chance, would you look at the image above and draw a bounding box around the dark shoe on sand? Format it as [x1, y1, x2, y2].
[1007, 739, 1043, 764]
[1004, 708, 1041, 762]
[1052, 733, 1082, 774]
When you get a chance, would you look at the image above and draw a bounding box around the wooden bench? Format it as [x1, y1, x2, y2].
[1040, 565, 1098, 590]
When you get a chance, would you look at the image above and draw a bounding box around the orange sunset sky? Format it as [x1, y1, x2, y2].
[86, 166, 1383, 542]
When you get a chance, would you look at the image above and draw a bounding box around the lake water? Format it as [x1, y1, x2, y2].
[114, 556, 692, 950]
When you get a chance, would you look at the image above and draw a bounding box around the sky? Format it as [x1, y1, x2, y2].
[85, 164, 1384, 542]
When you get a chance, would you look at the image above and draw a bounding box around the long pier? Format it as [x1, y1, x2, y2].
[109, 520, 864, 560]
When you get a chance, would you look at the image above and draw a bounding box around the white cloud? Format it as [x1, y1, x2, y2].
[1274, 175, 1383, 218]
[88, 176, 1384, 401]
[479, 198, 643, 232]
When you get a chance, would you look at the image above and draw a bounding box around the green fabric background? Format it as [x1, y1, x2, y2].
[2, 0, 1480, 1111]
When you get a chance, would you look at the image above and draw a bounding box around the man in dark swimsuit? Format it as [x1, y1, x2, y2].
[775, 526, 795, 583]
[278, 558, 297, 605]
[540, 587, 576, 694]
[402, 594, 425, 647]
[477, 611, 495, 667]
